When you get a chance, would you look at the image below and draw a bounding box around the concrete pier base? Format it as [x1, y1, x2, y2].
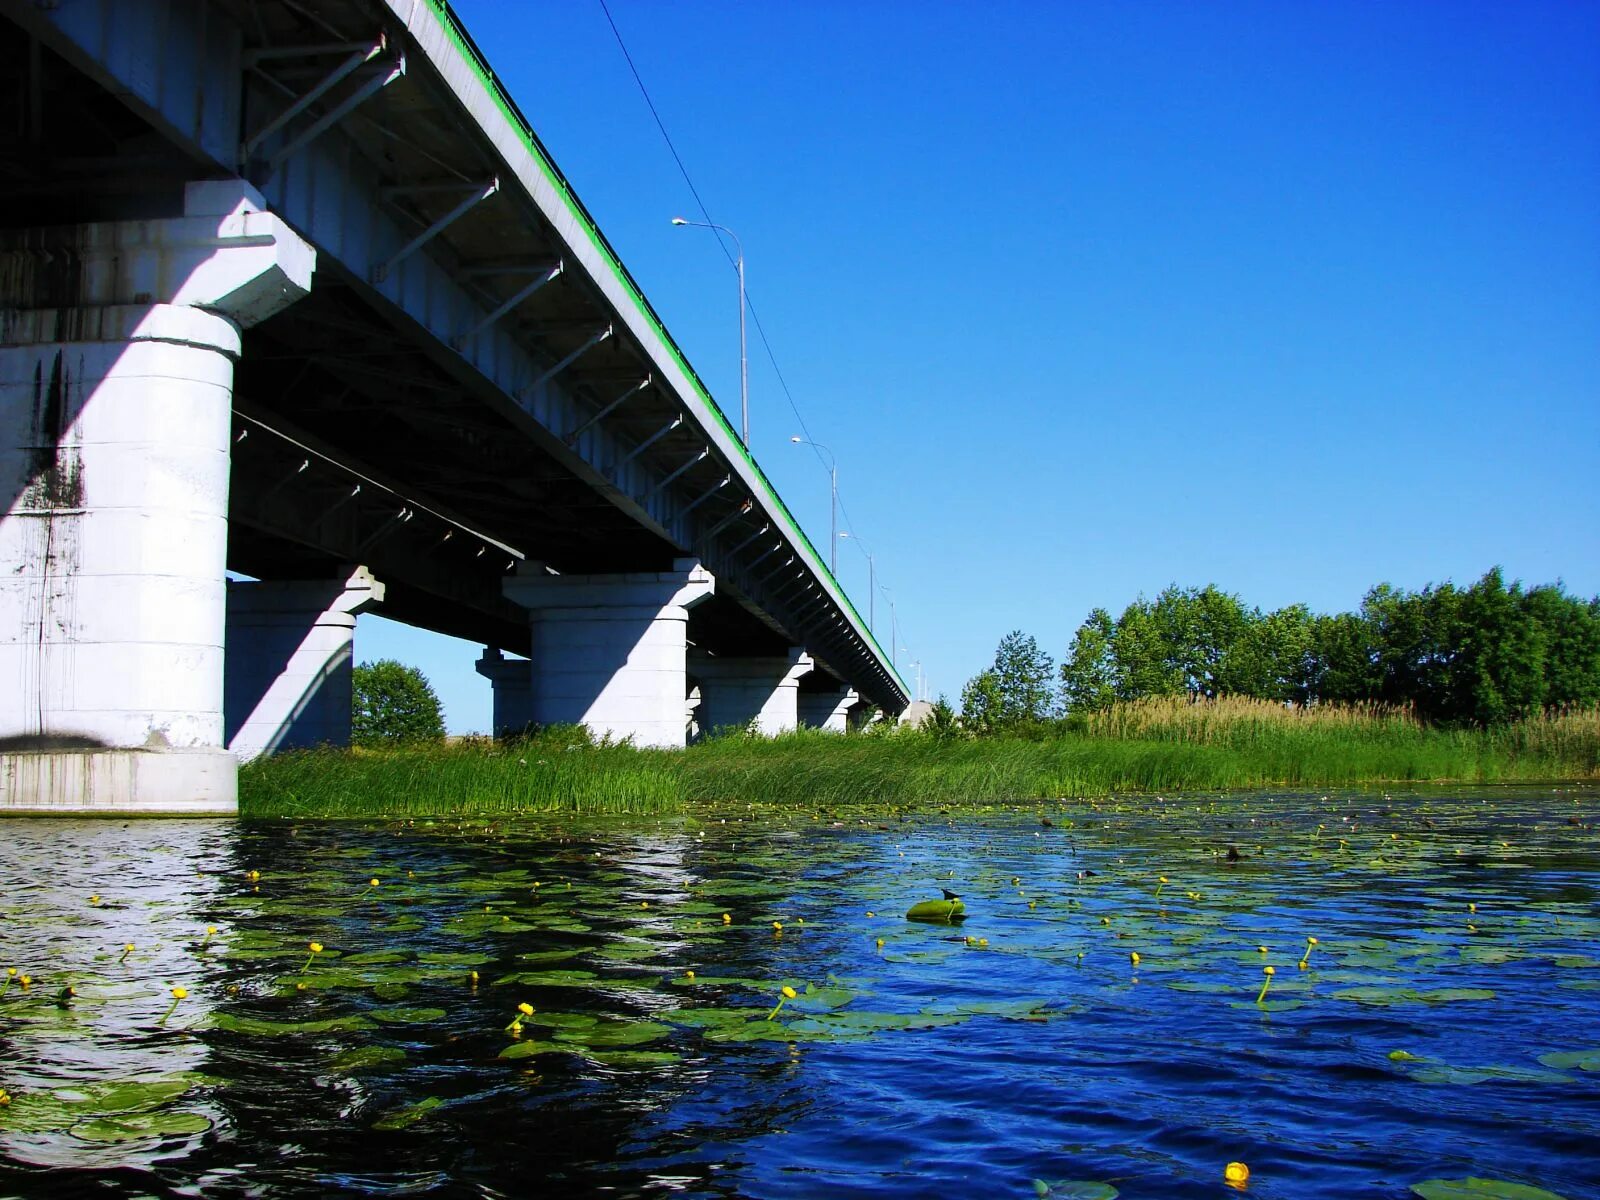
[0, 180, 313, 814]
[799, 685, 860, 733]
[695, 648, 814, 737]
[225, 567, 384, 759]
[476, 647, 534, 738]
[503, 559, 713, 748]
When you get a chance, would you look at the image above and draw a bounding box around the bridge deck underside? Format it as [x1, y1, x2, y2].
[0, 0, 889, 704]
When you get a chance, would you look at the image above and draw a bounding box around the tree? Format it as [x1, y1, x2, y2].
[959, 668, 1004, 736]
[352, 659, 446, 746]
[1527, 587, 1600, 710]
[992, 630, 1059, 723]
[1060, 607, 1118, 713]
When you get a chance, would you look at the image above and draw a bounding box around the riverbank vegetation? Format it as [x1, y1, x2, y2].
[238, 698, 1600, 819]
[975, 567, 1599, 729]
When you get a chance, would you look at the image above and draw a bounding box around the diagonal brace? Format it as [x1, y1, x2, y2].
[566, 375, 650, 445]
[683, 474, 731, 516]
[374, 179, 500, 282]
[614, 414, 682, 473]
[644, 448, 710, 501]
[530, 325, 613, 392]
[244, 36, 385, 160]
[454, 261, 564, 347]
[267, 52, 405, 171]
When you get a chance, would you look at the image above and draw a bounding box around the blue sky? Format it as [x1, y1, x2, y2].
[360, 0, 1600, 732]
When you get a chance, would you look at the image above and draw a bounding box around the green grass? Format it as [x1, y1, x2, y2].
[238, 701, 1600, 819]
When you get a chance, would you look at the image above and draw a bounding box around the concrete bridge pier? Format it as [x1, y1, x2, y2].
[0, 180, 314, 813]
[799, 685, 861, 733]
[503, 559, 714, 748]
[475, 647, 534, 739]
[224, 567, 385, 760]
[693, 648, 814, 737]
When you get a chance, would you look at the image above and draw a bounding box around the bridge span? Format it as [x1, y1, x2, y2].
[0, 0, 908, 813]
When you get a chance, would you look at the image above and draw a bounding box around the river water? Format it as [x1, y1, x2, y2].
[0, 786, 1595, 1199]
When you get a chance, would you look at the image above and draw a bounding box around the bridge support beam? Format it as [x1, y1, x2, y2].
[694, 648, 814, 737]
[475, 647, 533, 738]
[503, 559, 713, 748]
[224, 567, 384, 760]
[799, 685, 860, 733]
[0, 181, 314, 814]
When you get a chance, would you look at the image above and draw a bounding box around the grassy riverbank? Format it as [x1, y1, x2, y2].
[237, 697, 1600, 819]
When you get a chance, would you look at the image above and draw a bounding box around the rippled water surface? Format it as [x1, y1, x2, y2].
[0, 786, 1597, 1199]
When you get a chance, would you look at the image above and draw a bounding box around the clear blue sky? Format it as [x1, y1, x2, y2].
[359, 0, 1600, 732]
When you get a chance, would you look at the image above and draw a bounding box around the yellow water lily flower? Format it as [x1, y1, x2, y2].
[1225, 1161, 1249, 1186]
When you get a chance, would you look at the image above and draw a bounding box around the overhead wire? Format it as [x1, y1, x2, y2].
[596, 0, 911, 682]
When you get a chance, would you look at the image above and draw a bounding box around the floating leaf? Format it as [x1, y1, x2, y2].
[498, 1039, 569, 1059]
[584, 1049, 683, 1068]
[553, 1019, 671, 1047]
[1536, 1049, 1600, 1072]
[369, 1007, 446, 1025]
[906, 899, 966, 923]
[211, 1013, 374, 1036]
[1033, 1182, 1119, 1199]
[71, 1110, 212, 1142]
[371, 1096, 443, 1131]
[1410, 1179, 1572, 1200]
[329, 1046, 407, 1072]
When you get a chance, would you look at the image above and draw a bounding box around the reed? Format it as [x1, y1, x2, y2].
[236, 701, 1600, 818]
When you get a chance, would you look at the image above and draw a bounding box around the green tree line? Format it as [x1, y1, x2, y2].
[959, 568, 1600, 730]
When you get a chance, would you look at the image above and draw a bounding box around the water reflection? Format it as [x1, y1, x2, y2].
[0, 789, 1594, 1198]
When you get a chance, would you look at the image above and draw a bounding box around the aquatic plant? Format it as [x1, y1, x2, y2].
[1256, 966, 1276, 1005]
[1299, 936, 1319, 970]
[1226, 1161, 1250, 1187]
[301, 942, 324, 974]
[765, 985, 798, 1021]
[158, 986, 187, 1026]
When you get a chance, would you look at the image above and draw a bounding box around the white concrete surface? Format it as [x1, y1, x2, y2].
[503, 559, 713, 748]
[694, 648, 814, 737]
[0, 180, 314, 814]
[225, 567, 384, 759]
[799, 686, 860, 733]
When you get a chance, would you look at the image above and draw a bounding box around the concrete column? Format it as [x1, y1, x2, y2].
[799, 686, 860, 733]
[695, 648, 814, 737]
[503, 559, 713, 748]
[0, 181, 313, 814]
[475, 647, 534, 738]
[224, 567, 385, 759]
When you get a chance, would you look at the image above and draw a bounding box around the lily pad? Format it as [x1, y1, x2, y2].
[329, 1046, 407, 1072]
[369, 1007, 447, 1025]
[71, 1110, 212, 1142]
[211, 1012, 374, 1036]
[1536, 1050, 1600, 1071]
[372, 1096, 444, 1131]
[1034, 1183, 1119, 1200]
[498, 1039, 569, 1059]
[553, 1019, 672, 1047]
[1411, 1180, 1572, 1200]
[906, 899, 966, 923]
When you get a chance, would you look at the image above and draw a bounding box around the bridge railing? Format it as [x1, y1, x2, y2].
[419, 1, 906, 699]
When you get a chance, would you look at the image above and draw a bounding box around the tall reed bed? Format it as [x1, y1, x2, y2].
[237, 701, 1600, 818]
[239, 737, 683, 819]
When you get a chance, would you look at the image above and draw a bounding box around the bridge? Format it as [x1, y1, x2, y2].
[0, 0, 908, 814]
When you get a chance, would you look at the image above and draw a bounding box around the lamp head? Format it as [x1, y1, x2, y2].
[670, 216, 689, 226]
[789, 436, 802, 443]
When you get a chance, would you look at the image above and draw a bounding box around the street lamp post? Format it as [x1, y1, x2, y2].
[838, 531, 875, 636]
[788, 436, 837, 575]
[670, 217, 747, 447]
